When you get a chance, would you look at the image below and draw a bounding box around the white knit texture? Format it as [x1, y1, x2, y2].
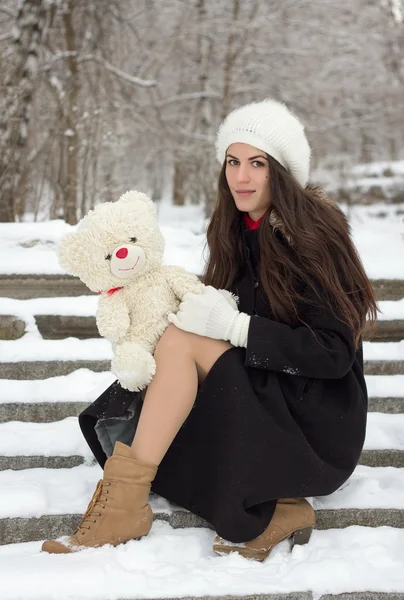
[215, 98, 311, 187]
[228, 312, 251, 348]
[205, 299, 240, 341]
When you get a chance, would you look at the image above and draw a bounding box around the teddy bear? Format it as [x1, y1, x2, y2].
[57, 190, 209, 392]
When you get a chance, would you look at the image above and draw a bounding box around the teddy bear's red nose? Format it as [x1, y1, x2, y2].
[116, 248, 128, 259]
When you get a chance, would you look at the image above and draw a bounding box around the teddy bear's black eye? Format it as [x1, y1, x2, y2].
[105, 253, 112, 261]
[130, 237, 137, 243]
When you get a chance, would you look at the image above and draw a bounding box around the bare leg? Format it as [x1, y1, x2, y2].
[131, 324, 231, 466]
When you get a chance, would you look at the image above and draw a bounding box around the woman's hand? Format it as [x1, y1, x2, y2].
[168, 285, 250, 347]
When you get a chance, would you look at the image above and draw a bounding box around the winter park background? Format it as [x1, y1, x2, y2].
[1, 1, 404, 599]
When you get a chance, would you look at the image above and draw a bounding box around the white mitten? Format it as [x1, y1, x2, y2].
[168, 285, 250, 347]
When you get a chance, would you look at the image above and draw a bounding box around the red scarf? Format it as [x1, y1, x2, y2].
[243, 213, 263, 230]
[98, 286, 124, 296]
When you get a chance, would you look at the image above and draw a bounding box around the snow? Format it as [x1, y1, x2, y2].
[0, 204, 207, 277]
[3, 295, 404, 320]
[0, 523, 404, 600]
[0, 369, 115, 404]
[1, 463, 404, 520]
[0, 198, 404, 597]
[0, 418, 94, 458]
[1, 336, 404, 362]
[0, 412, 402, 458]
[0, 296, 99, 317]
[0, 202, 403, 279]
[378, 298, 404, 320]
[366, 374, 404, 397]
[366, 413, 404, 450]
[0, 372, 401, 406]
[0, 337, 113, 362]
[350, 160, 404, 177]
[6, 295, 404, 321]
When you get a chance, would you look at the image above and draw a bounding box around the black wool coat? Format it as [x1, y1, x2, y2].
[79, 224, 368, 543]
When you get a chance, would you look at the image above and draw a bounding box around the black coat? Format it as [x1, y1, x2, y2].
[79, 225, 367, 543]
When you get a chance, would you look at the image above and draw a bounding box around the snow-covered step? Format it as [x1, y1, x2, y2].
[1, 522, 404, 600]
[1, 464, 404, 545]
[0, 369, 115, 423]
[1, 413, 404, 471]
[0, 374, 403, 424]
[1, 332, 404, 364]
[0, 359, 110, 379]
[4, 397, 403, 426]
[2, 358, 403, 379]
[29, 315, 404, 341]
[1, 273, 404, 300]
[0, 274, 90, 299]
[366, 374, 404, 411]
[2, 296, 404, 340]
[30, 315, 404, 341]
[0, 418, 94, 470]
[4, 295, 404, 319]
[1, 347, 404, 380]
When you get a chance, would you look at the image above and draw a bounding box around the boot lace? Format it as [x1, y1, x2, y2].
[75, 479, 111, 536]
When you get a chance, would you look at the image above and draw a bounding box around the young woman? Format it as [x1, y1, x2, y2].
[42, 99, 378, 561]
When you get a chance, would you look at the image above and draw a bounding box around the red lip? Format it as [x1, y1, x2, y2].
[119, 256, 140, 271]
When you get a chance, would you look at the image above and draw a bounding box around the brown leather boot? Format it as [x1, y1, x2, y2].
[41, 442, 157, 554]
[213, 498, 315, 561]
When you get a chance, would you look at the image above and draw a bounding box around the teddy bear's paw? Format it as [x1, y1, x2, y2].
[112, 343, 156, 392]
[217, 288, 239, 310]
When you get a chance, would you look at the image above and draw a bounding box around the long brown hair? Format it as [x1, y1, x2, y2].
[203, 156, 379, 348]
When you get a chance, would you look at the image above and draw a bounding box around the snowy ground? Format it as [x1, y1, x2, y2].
[0, 201, 403, 279]
[0, 522, 402, 600]
[1, 199, 404, 598]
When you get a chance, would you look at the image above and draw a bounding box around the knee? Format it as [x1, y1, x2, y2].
[155, 323, 192, 356]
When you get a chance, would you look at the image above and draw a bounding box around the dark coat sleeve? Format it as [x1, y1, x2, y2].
[244, 302, 356, 380]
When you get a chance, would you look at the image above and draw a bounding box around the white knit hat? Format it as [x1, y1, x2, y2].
[215, 98, 311, 187]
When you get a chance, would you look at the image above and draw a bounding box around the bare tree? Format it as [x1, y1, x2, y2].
[0, 0, 46, 221]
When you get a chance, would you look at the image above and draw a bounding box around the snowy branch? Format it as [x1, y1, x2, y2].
[39, 51, 156, 88]
[0, 30, 13, 41]
[78, 54, 156, 88]
[156, 91, 221, 107]
[0, 5, 17, 18]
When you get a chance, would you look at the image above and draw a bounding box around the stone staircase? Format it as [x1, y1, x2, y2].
[1, 275, 404, 599]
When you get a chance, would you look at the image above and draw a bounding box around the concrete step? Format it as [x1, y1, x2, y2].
[1, 412, 404, 470]
[1, 274, 403, 300]
[1, 506, 404, 546]
[1, 460, 404, 544]
[0, 455, 88, 470]
[28, 314, 404, 341]
[0, 274, 91, 299]
[0, 360, 110, 379]
[1, 395, 402, 423]
[1, 449, 402, 471]
[0, 401, 89, 423]
[364, 360, 404, 375]
[368, 397, 404, 413]
[1, 358, 403, 379]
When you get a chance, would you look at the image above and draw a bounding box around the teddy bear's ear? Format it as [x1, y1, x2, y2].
[118, 190, 157, 218]
[57, 231, 84, 275]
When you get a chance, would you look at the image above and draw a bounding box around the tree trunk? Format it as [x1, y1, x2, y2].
[0, 0, 46, 222]
[62, 2, 80, 225]
[173, 162, 187, 205]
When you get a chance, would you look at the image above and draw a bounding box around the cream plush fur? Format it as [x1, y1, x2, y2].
[57, 190, 205, 391]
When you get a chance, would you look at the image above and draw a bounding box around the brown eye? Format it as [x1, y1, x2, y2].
[130, 237, 137, 243]
[105, 253, 112, 261]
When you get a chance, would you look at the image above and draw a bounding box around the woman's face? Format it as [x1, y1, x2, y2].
[225, 142, 271, 221]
